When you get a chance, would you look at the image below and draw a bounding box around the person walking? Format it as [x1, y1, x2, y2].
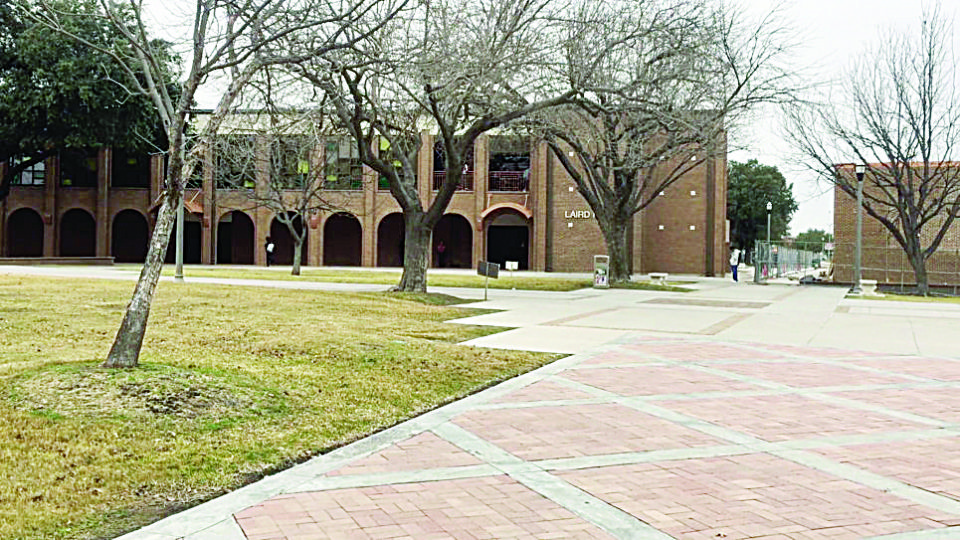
[729, 246, 741, 282]
[436, 241, 447, 268]
[265, 237, 276, 267]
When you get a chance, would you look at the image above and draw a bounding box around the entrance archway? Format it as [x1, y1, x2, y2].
[269, 213, 308, 266]
[377, 213, 405, 267]
[7, 208, 44, 257]
[485, 210, 529, 270]
[323, 213, 362, 266]
[164, 214, 202, 264]
[434, 213, 472, 268]
[111, 210, 149, 262]
[217, 211, 255, 264]
[59, 208, 96, 256]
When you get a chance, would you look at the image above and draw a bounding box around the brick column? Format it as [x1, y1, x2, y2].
[362, 162, 376, 267]
[531, 140, 549, 271]
[43, 155, 57, 256]
[97, 148, 111, 257]
[255, 135, 270, 266]
[201, 143, 215, 264]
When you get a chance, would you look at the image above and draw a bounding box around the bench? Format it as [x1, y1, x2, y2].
[860, 279, 881, 296]
[649, 272, 669, 282]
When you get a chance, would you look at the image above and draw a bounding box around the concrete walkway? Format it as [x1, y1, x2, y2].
[6, 265, 960, 538]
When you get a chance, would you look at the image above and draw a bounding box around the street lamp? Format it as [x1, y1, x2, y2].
[766, 201, 772, 246]
[851, 164, 866, 294]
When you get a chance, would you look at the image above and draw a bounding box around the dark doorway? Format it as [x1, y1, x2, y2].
[217, 211, 255, 264]
[164, 215, 202, 264]
[112, 210, 149, 262]
[434, 213, 472, 268]
[323, 213, 362, 266]
[59, 209, 96, 256]
[377, 213, 405, 267]
[270, 213, 308, 266]
[486, 211, 529, 270]
[7, 208, 44, 257]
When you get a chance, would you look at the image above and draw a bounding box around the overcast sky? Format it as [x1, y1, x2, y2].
[732, 0, 955, 235]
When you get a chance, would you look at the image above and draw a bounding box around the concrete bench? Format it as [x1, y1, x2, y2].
[649, 272, 669, 282]
[860, 279, 881, 296]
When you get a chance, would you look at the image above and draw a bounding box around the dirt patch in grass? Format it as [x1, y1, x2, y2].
[9, 363, 280, 421]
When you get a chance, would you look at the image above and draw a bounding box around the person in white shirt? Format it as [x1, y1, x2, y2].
[729, 247, 741, 282]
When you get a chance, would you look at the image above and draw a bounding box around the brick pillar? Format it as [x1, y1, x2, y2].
[0, 161, 6, 254]
[255, 135, 270, 266]
[308, 142, 324, 267]
[97, 148, 111, 257]
[43, 155, 57, 256]
[531, 140, 549, 271]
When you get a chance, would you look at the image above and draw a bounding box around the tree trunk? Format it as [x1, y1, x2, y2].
[395, 216, 431, 292]
[599, 215, 632, 283]
[907, 250, 930, 296]
[102, 191, 178, 368]
[291, 235, 303, 276]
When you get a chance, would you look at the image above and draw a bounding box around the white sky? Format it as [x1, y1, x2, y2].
[731, 0, 955, 235]
[146, 0, 953, 235]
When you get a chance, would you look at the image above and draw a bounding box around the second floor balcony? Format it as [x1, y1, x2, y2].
[488, 170, 529, 192]
[432, 171, 474, 191]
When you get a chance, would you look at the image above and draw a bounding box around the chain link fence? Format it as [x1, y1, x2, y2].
[752, 241, 828, 283]
[831, 243, 960, 294]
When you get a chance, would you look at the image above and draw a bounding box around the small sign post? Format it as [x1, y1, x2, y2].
[593, 255, 610, 289]
[477, 261, 500, 301]
[505, 260, 518, 278]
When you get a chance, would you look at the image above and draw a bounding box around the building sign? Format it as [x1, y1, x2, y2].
[565, 210, 592, 219]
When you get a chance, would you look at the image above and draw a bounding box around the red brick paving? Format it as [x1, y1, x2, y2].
[235, 476, 615, 539]
[835, 387, 960, 423]
[325, 433, 483, 477]
[490, 381, 596, 403]
[559, 454, 955, 540]
[659, 394, 928, 442]
[845, 357, 960, 381]
[452, 403, 725, 460]
[712, 362, 915, 388]
[563, 365, 763, 395]
[623, 342, 788, 361]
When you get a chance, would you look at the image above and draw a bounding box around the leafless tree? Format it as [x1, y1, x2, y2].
[296, 0, 576, 292]
[211, 108, 342, 275]
[22, 0, 408, 367]
[786, 5, 960, 295]
[529, 0, 796, 283]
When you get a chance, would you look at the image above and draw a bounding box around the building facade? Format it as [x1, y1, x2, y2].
[1, 133, 728, 275]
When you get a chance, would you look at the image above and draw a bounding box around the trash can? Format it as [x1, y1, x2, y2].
[593, 255, 610, 289]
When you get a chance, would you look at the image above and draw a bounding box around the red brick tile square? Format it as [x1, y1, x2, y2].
[563, 365, 762, 396]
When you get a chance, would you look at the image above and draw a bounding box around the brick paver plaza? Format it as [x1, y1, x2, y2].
[231, 337, 960, 539]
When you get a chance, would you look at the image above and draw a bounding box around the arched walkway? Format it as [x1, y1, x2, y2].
[6, 208, 44, 257]
[164, 214, 202, 264]
[377, 213, 405, 267]
[434, 213, 472, 268]
[59, 208, 96, 257]
[111, 210, 149, 262]
[270, 213, 307, 266]
[217, 211, 255, 264]
[323, 213, 362, 266]
[485, 209, 529, 270]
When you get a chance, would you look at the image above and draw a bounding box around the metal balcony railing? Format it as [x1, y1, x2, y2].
[488, 170, 529, 192]
[432, 171, 473, 191]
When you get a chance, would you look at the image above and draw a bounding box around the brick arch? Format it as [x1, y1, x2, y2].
[480, 202, 532, 221]
[218, 210, 255, 264]
[59, 208, 96, 256]
[6, 208, 44, 257]
[323, 212, 362, 266]
[433, 213, 472, 268]
[112, 209, 149, 262]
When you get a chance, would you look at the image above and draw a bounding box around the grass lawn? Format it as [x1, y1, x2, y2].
[858, 292, 960, 304]
[0, 275, 560, 540]
[154, 266, 695, 292]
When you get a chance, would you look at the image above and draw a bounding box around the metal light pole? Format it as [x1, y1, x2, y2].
[766, 201, 772, 277]
[851, 164, 865, 294]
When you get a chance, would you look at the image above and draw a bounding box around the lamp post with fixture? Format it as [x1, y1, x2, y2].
[851, 164, 865, 294]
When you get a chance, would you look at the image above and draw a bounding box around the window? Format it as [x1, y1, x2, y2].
[215, 135, 257, 190]
[60, 149, 98, 187]
[111, 149, 150, 187]
[488, 137, 530, 192]
[378, 137, 417, 190]
[10, 156, 45, 186]
[324, 137, 362, 190]
[272, 136, 313, 189]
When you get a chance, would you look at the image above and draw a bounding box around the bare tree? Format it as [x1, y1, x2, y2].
[297, 0, 576, 292]
[23, 0, 406, 367]
[786, 5, 960, 295]
[530, 0, 796, 283]
[212, 109, 340, 275]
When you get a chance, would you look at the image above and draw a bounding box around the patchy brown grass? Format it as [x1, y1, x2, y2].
[0, 275, 558, 539]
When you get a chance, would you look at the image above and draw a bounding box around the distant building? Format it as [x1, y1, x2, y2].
[833, 163, 960, 287]
[1, 130, 728, 275]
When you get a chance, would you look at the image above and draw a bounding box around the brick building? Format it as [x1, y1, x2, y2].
[0, 132, 728, 275]
[833, 163, 960, 287]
